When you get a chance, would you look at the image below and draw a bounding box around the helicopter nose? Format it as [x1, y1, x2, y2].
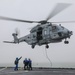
[68, 31, 73, 35]
[67, 31, 73, 38]
[70, 31, 73, 35]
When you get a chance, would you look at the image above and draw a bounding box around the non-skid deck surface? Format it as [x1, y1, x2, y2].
[0, 67, 75, 75]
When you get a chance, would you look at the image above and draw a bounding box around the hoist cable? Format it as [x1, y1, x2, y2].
[45, 47, 52, 67]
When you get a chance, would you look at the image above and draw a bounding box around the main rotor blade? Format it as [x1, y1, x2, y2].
[0, 16, 38, 23]
[50, 21, 75, 23]
[46, 3, 71, 21]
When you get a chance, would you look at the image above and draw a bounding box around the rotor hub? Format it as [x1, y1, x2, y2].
[38, 20, 48, 24]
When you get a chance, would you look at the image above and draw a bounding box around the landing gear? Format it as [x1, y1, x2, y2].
[31, 45, 35, 49]
[64, 41, 69, 44]
[46, 44, 49, 49]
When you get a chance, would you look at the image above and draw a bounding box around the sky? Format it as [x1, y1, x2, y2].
[0, 0, 75, 68]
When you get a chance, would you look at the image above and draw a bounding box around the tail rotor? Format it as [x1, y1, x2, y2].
[14, 28, 20, 36]
[11, 28, 20, 43]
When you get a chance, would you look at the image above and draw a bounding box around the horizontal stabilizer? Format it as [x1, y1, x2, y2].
[3, 41, 15, 43]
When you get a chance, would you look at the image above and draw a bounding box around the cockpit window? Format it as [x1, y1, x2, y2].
[61, 26, 64, 29]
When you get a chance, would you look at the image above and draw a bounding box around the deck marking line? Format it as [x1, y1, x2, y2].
[7, 70, 29, 74]
[0, 67, 7, 71]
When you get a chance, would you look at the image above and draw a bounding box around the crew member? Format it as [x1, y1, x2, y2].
[23, 58, 28, 70]
[28, 58, 32, 70]
[14, 56, 22, 71]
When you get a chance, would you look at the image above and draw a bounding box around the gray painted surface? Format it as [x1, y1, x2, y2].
[0, 68, 75, 75]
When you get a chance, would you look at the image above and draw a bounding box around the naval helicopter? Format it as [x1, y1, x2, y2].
[0, 3, 74, 49]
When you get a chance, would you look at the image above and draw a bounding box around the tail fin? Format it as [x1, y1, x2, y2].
[12, 33, 19, 43]
[3, 33, 19, 44]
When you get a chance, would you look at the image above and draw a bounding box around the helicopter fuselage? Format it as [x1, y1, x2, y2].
[18, 23, 72, 48]
[4, 23, 72, 49]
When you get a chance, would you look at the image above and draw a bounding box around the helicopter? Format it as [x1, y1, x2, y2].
[0, 3, 74, 49]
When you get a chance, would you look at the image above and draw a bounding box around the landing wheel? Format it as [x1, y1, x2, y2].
[64, 41, 69, 44]
[31, 45, 35, 49]
[46, 44, 49, 49]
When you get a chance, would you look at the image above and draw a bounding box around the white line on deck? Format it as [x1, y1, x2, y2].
[0, 67, 7, 71]
[7, 70, 29, 74]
